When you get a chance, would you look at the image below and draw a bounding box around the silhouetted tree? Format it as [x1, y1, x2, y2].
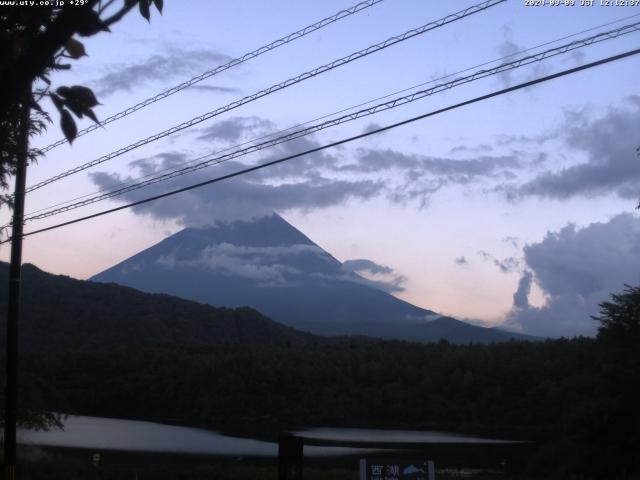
[0, 0, 163, 208]
[589, 285, 640, 477]
[595, 284, 640, 346]
[0, 0, 164, 430]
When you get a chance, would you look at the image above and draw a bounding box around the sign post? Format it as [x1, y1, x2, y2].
[278, 433, 303, 480]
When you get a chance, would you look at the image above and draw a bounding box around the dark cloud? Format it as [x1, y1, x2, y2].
[188, 85, 240, 94]
[510, 99, 640, 201]
[195, 116, 275, 143]
[454, 256, 469, 266]
[512, 270, 532, 309]
[477, 250, 520, 273]
[449, 144, 493, 154]
[494, 132, 556, 147]
[90, 142, 381, 224]
[506, 213, 640, 337]
[347, 149, 520, 184]
[90, 116, 529, 224]
[362, 123, 383, 134]
[191, 122, 522, 189]
[92, 47, 232, 97]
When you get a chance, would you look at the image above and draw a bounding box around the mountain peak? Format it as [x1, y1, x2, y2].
[178, 214, 317, 248]
[92, 214, 436, 333]
[91, 215, 532, 343]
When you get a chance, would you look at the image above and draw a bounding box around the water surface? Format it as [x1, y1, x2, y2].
[298, 427, 516, 444]
[19, 416, 514, 458]
[18, 416, 372, 457]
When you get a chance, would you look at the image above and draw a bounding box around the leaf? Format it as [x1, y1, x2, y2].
[50, 93, 64, 112]
[56, 86, 71, 98]
[28, 95, 45, 114]
[56, 85, 100, 119]
[60, 109, 77, 144]
[63, 100, 84, 118]
[58, 85, 99, 108]
[75, 9, 111, 37]
[65, 38, 87, 59]
[152, 0, 163, 13]
[85, 108, 99, 124]
[139, 0, 150, 21]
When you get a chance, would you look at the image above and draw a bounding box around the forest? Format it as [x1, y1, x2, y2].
[1, 264, 639, 478]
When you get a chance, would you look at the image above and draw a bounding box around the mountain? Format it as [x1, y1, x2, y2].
[92, 214, 534, 343]
[0, 262, 312, 353]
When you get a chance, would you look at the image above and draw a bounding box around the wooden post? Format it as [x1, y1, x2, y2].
[3, 90, 30, 478]
[278, 433, 303, 480]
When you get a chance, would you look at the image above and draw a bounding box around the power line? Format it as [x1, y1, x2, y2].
[37, 0, 387, 154]
[25, 0, 506, 194]
[6, 46, 639, 244]
[25, 12, 640, 218]
[21, 20, 640, 223]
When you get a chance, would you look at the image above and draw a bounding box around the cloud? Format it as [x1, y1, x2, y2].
[495, 132, 556, 147]
[506, 213, 640, 338]
[502, 236, 519, 249]
[341, 258, 407, 293]
[362, 123, 383, 134]
[156, 242, 318, 287]
[449, 144, 493, 154]
[340, 149, 522, 208]
[89, 117, 528, 224]
[154, 241, 406, 293]
[454, 256, 469, 266]
[477, 250, 520, 273]
[90, 142, 382, 224]
[342, 259, 393, 275]
[496, 39, 521, 86]
[509, 98, 640, 201]
[495, 39, 550, 88]
[512, 270, 532, 309]
[91, 47, 232, 97]
[188, 85, 240, 94]
[347, 149, 520, 180]
[567, 50, 586, 66]
[195, 116, 275, 143]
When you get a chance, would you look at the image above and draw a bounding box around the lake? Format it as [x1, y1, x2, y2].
[18, 415, 515, 457]
[298, 427, 517, 445]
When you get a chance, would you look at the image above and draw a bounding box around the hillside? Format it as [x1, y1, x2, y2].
[0, 262, 312, 353]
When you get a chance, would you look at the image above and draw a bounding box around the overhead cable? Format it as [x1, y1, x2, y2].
[25, 0, 507, 194]
[27, 11, 640, 217]
[5, 46, 638, 244]
[37, 0, 387, 153]
[22, 20, 640, 222]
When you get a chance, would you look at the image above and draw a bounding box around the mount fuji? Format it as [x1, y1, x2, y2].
[92, 214, 532, 343]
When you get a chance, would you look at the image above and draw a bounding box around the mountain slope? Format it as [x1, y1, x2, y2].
[92, 215, 437, 333]
[91, 214, 534, 343]
[0, 262, 312, 353]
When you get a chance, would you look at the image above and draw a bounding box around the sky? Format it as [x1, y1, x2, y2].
[2, 0, 640, 337]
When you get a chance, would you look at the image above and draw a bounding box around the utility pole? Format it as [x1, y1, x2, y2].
[3, 90, 31, 479]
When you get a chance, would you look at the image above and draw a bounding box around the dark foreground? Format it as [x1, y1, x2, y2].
[10, 445, 522, 480]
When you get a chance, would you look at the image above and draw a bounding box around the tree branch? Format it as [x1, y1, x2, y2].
[102, 1, 137, 27]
